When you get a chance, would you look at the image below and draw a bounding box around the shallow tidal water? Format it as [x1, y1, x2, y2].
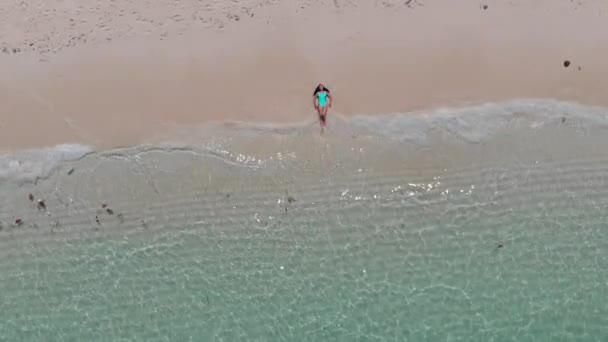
[1, 100, 608, 341]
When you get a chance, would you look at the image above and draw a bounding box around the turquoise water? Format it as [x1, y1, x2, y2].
[1, 100, 608, 341]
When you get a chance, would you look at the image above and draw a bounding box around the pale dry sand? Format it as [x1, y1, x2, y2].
[1, 0, 607, 150]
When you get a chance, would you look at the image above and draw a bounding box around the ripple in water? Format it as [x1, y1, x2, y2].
[0, 100, 607, 340]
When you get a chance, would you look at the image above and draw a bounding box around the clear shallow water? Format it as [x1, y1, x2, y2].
[1, 99, 608, 341]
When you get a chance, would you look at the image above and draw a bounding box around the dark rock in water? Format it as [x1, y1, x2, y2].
[67, 168, 75, 175]
[482, 4, 488, 10]
[95, 216, 100, 225]
[561, 117, 567, 123]
[101, 203, 107, 208]
[106, 208, 114, 215]
[497, 243, 504, 249]
[15, 219, 23, 226]
[287, 196, 296, 203]
[563, 60, 571, 68]
[577, 66, 582, 71]
[37, 199, 46, 210]
[28, 193, 34, 202]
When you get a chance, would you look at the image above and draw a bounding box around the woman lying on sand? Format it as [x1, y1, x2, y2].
[313, 84, 332, 130]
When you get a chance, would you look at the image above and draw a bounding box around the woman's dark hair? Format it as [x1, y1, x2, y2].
[314, 84, 329, 95]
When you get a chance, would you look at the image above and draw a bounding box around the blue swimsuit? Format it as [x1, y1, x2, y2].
[317, 91, 328, 108]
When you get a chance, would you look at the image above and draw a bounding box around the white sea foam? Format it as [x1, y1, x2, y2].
[361, 99, 608, 143]
[0, 143, 93, 183]
[1, 99, 607, 183]
[220, 99, 608, 143]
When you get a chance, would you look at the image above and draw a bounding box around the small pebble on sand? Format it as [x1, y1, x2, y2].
[67, 168, 75, 175]
[563, 60, 571, 68]
[15, 219, 23, 226]
[37, 199, 46, 210]
[106, 208, 114, 215]
[28, 193, 34, 201]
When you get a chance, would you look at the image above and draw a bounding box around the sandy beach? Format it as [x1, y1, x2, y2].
[4, 2, 608, 340]
[1, 0, 607, 150]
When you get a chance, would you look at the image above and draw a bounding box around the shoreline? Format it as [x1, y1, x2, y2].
[1, 0, 608, 151]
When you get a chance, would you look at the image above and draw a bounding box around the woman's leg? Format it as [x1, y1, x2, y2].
[319, 106, 328, 133]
